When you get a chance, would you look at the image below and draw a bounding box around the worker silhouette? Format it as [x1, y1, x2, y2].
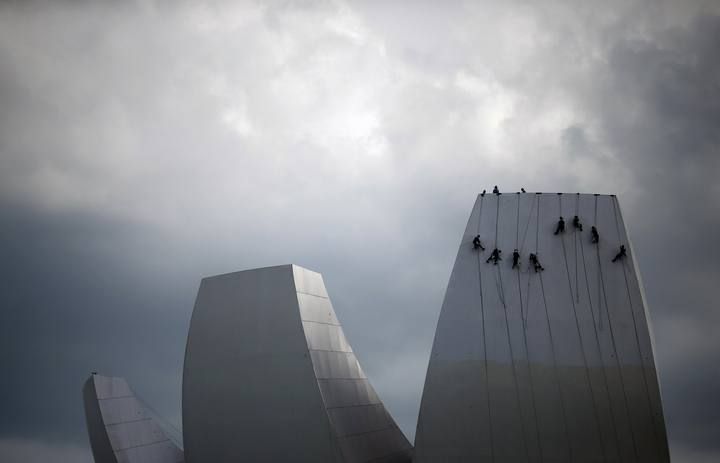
[529, 253, 544, 272]
[521, 188, 526, 193]
[473, 235, 485, 251]
[591, 226, 599, 243]
[572, 215, 583, 231]
[481, 189, 486, 197]
[486, 248, 502, 265]
[493, 186, 500, 195]
[612, 245, 627, 262]
[512, 249, 520, 269]
[554, 216, 565, 235]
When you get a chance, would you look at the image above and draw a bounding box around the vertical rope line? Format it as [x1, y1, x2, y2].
[518, 269, 542, 461]
[519, 197, 536, 253]
[537, 194, 572, 460]
[538, 272, 573, 461]
[495, 196, 506, 307]
[596, 197, 640, 461]
[579, 221, 624, 460]
[535, 195, 540, 252]
[495, 195, 500, 248]
[512, 192, 544, 459]
[595, 195, 602, 330]
[575, 194, 580, 303]
[500, 240, 530, 460]
[611, 197, 661, 449]
[516, 194, 520, 249]
[476, 195, 495, 462]
[559, 197, 608, 462]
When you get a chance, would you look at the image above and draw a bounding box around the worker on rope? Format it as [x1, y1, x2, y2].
[493, 185, 500, 195]
[591, 226, 599, 243]
[572, 215, 583, 231]
[612, 245, 627, 262]
[554, 216, 565, 235]
[521, 188, 526, 193]
[529, 253, 545, 272]
[486, 248, 502, 265]
[481, 189, 486, 197]
[512, 249, 520, 269]
[473, 235, 485, 251]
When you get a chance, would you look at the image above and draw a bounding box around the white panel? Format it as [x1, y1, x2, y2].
[99, 397, 147, 425]
[83, 375, 184, 463]
[183, 264, 411, 463]
[415, 193, 670, 462]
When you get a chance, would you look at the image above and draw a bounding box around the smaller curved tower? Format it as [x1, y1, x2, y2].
[83, 374, 184, 463]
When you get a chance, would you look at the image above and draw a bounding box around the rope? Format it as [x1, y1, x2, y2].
[611, 197, 662, 450]
[517, 268, 543, 460]
[535, 195, 573, 460]
[575, 194, 580, 303]
[535, 195, 540, 252]
[595, 197, 640, 461]
[499, 255, 530, 460]
[595, 195, 602, 330]
[516, 193, 520, 250]
[519, 195, 536, 253]
[475, 195, 495, 461]
[578, 218, 624, 458]
[495, 195, 500, 248]
[538, 272, 573, 461]
[495, 196, 506, 308]
[514, 194, 542, 458]
[559, 201, 608, 462]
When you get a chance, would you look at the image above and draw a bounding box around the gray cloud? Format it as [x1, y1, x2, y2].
[1, 1, 718, 462]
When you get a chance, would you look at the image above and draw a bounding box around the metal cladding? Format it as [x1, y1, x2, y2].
[82, 375, 184, 463]
[414, 193, 670, 462]
[182, 264, 412, 463]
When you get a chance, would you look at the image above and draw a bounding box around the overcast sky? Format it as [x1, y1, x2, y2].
[1, 1, 719, 462]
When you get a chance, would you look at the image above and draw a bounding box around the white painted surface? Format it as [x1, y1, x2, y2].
[83, 375, 184, 463]
[415, 193, 669, 462]
[182, 264, 411, 463]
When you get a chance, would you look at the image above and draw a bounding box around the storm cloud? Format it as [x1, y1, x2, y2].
[1, 1, 719, 462]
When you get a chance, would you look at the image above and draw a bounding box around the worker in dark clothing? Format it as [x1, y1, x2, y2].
[521, 188, 526, 193]
[612, 245, 627, 262]
[591, 226, 599, 243]
[529, 253, 544, 272]
[481, 189, 486, 197]
[512, 249, 520, 269]
[486, 248, 502, 265]
[493, 186, 499, 195]
[473, 235, 485, 251]
[554, 216, 565, 235]
[572, 215, 583, 231]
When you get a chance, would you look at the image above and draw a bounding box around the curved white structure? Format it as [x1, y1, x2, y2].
[183, 264, 411, 463]
[414, 193, 669, 462]
[83, 374, 184, 463]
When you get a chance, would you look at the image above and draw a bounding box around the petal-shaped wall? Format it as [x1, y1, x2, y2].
[414, 193, 669, 462]
[183, 264, 412, 463]
[83, 375, 184, 463]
